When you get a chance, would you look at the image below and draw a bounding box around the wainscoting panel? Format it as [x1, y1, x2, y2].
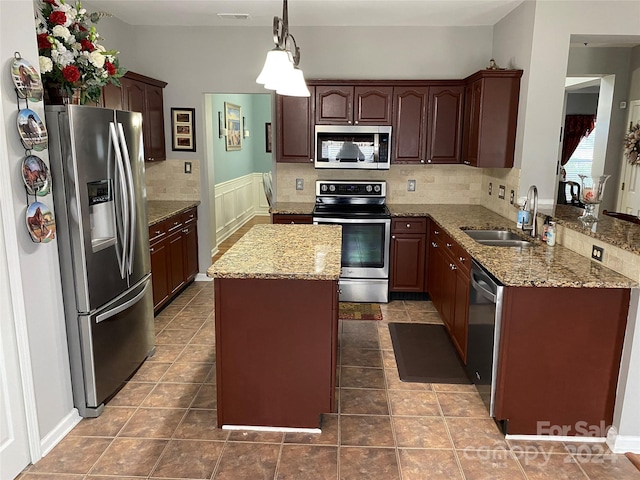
[214, 173, 271, 246]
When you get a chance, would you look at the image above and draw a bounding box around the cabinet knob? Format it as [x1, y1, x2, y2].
[392, 235, 396, 239]
[354, 121, 359, 125]
[431, 241, 438, 248]
[449, 263, 457, 270]
[446, 242, 453, 248]
[434, 230, 439, 235]
[459, 256, 466, 263]
[310, 158, 313, 162]
[182, 229, 189, 234]
[406, 223, 411, 228]
[155, 230, 161, 235]
[463, 160, 470, 165]
[150, 247, 154, 252]
[428, 159, 432, 163]
[348, 120, 352, 124]
[420, 159, 425, 163]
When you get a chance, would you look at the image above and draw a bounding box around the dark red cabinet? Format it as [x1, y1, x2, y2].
[392, 86, 429, 164]
[427, 86, 464, 164]
[390, 217, 427, 292]
[276, 87, 315, 163]
[272, 214, 313, 224]
[315, 85, 393, 125]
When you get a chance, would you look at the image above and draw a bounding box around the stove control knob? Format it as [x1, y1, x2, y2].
[374, 185, 381, 193]
[329, 184, 336, 192]
[366, 185, 373, 193]
[321, 184, 328, 192]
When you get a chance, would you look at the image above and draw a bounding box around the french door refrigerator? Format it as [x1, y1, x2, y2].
[46, 105, 154, 417]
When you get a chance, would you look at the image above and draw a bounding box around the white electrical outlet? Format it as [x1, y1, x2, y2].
[408, 180, 416, 192]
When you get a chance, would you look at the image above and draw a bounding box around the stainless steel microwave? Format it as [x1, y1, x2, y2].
[315, 125, 391, 170]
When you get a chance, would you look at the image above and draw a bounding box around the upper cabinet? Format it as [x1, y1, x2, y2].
[102, 71, 168, 162]
[427, 86, 464, 164]
[392, 86, 429, 164]
[276, 86, 315, 163]
[315, 86, 393, 125]
[461, 70, 523, 168]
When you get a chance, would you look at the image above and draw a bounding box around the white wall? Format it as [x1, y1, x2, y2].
[631, 46, 640, 101]
[1, 0, 75, 456]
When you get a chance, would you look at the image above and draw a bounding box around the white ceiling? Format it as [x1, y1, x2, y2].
[86, 0, 527, 27]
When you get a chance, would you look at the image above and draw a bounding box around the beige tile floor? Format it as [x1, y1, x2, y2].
[18, 219, 640, 480]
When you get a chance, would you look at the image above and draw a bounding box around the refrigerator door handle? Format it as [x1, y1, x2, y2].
[117, 122, 137, 276]
[109, 122, 129, 279]
[95, 280, 151, 324]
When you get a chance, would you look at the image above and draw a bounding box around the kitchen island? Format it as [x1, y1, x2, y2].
[207, 224, 342, 430]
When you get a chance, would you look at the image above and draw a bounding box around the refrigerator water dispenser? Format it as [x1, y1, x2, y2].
[88, 180, 116, 251]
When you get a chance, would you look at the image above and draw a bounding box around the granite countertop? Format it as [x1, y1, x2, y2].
[269, 202, 315, 215]
[147, 200, 201, 226]
[388, 204, 637, 288]
[207, 224, 342, 281]
[550, 204, 640, 255]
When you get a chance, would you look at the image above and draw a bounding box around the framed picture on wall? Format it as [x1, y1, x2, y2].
[265, 123, 272, 153]
[224, 102, 242, 151]
[171, 108, 196, 152]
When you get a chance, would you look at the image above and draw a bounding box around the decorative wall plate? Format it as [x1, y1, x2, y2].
[22, 155, 51, 196]
[17, 109, 48, 151]
[26, 202, 56, 243]
[11, 57, 43, 102]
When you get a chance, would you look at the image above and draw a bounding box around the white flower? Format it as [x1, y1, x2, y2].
[52, 25, 71, 41]
[89, 50, 105, 68]
[39, 56, 53, 74]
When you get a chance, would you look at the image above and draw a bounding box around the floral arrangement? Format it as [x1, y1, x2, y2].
[36, 0, 125, 104]
[626, 123, 640, 166]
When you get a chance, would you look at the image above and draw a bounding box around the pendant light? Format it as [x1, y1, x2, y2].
[256, 0, 310, 97]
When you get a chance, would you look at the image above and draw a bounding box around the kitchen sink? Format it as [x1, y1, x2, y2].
[462, 229, 533, 247]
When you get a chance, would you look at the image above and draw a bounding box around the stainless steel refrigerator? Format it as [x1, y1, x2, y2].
[46, 105, 154, 418]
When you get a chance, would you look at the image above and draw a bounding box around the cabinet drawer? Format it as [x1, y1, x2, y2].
[441, 230, 457, 256]
[166, 215, 183, 234]
[454, 244, 471, 273]
[149, 220, 167, 245]
[181, 208, 197, 225]
[392, 217, 427, 234]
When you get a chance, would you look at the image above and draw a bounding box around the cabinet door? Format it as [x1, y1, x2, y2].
[392, 86, 429, 164]
[168, 231, 186, 295]
[315, 86, 353, 124]
[390, 234, 425, 292]
[439, 251, 457, 332]
[355, 86, 393, 125]
[461, 80, 482, 166]
[144, 84, 166, 162]
[276, 88, 315, 163]
[121, 77, 145, 113]
[101, 83, 122, 110]
[427, 86, 464, 164]
[183, 223, 198, 283]
[150, 239, 170, 312]
[452, 269, 469, 362]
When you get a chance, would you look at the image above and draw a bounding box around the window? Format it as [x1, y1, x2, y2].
[563, 125, 597, 202]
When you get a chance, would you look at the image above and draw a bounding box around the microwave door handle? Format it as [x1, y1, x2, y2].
[109, 122, 128, 279]
[117, 123, 136, 276]
[373, 133, 379, 163]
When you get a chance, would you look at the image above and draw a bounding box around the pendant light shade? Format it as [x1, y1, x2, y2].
[256, 0, 309, 97]
[276, 67, 311, 97]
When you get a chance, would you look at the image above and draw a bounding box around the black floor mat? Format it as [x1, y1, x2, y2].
[388, 323, 471, 384]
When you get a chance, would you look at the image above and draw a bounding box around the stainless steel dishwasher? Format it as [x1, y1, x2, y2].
[466, 260, 504, 418]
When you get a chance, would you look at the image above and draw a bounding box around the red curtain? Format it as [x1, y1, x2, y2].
[561, 114, 596, 166]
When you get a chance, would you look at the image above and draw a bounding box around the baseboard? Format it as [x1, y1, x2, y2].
[606, 428, 640, 453]
[38, 408, 81, 458]
[195, 273, 212, 282]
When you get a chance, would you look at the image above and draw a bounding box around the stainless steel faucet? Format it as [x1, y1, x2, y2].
[522, 185, 538, 238]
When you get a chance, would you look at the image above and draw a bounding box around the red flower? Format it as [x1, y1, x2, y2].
[44, 0, 58, 5]
[37, 33, 51, 50]
[104, 61, 116, 76]
[49, 11, 67, 25]
[62, 65, 81, 83]
[80, 39, 95, 51]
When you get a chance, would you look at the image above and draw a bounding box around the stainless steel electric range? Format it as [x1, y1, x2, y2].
[312, 180, 391, 303]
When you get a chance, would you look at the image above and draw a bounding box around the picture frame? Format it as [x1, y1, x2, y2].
[171, 108, 196, 152]
[265, 122, 272, 153]
[224, 102, 242, 151]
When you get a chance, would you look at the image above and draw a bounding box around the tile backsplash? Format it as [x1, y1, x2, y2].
[145, 158, 201, 201]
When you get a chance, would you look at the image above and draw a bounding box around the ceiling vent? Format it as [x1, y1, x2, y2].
[217, 13, 250, 20]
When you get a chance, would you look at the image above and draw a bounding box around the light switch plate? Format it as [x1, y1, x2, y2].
[295, 178, 304, 190]
[498, 185, 506, 199]
[510, 190, 515, 204]
[488, 182, 492, 195]
[184, 161, 192, 174]
[408, 180, 416, 192]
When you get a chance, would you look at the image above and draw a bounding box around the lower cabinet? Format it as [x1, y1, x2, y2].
[427, 219, 470, 362]
[272, 214, 313, 224]
[149, 207, 198, 313]
[390, 217, 427, 292]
